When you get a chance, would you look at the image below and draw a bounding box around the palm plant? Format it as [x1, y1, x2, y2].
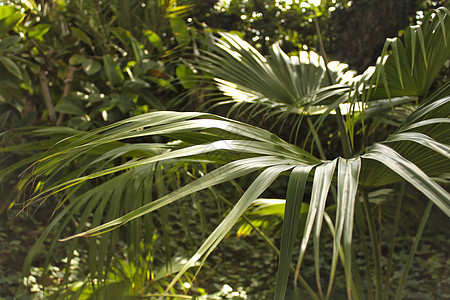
[16, 5, 449, 299]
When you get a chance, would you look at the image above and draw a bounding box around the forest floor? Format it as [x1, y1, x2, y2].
[0, 199, 449, 299]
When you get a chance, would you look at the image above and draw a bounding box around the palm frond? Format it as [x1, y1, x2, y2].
[275, 165, 315, 299]
[199, 33, 355, 119]
[360, 86, 450, 188]
[367, 6, 450, 100]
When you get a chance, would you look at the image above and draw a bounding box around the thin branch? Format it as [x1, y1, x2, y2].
[313, 12, 353, 158]
[362, 189, 383, 299]
[395, 201, 433, 299]
[383, 182, 405, 299]
[56, 65, 77, 125]
[31, 39, 57, 125]
[38, 69, 56, 124]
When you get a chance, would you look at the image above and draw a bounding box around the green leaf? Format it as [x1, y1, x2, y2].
[70, 26, 93, 47]
[363, 143, 450, 217]
[128, 34, 143, 74]
[82, 58, 101, 76]
[0, 56, 22, 79]
[170, 16, 190, 46]
[0, 6, 24, 35]
[295, 159, 337, 297]
[69, 54, 85, 65]
[435, 8, 448, 46]
[103, 54, 124, 86]
[143, 29, 163, 52]
[311, 160, 337, 297]
[334, 157, 360, 298]
[27, 24, 50, 41]
[165, 164, 294, 292]
[388, 38, 404, 89]
[154, 256, 201, 281]
[111, 27, 130, 48]
[200, 32, 355, 135]
[129, 35, 143, 62]
[58, 157, 291, 240]
[0, 5, 17, 19]
[0, 35, 21, 52]
[367, 7, 450, 100]
[68, 116, 91, 130]
[176, 64, 196, 89]
[274, 165, 315, 300]
[385, 132, 450, 158]
[23, 197, 81, 273]
[55, 95, 85, 115]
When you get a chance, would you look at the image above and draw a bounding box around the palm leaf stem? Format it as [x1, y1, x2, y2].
[383, 182, 405, 299]
[323, 212, 343, 299]
[351, 247, 365, 300]
[307, 118, 327, 160]
[334, 98, 353, 158]
[355, 199, 373, 300]
[377, 205, 382, 262]
[38, 68, 57, 125]
[312, 11, 352, 158]
[362, 189, 382, 299]
[395, 201, 433, 299]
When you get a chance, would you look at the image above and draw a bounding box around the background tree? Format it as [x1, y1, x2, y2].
[189, 0, 446, 71]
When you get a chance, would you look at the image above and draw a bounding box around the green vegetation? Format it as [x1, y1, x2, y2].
[0, 0, 448, 299]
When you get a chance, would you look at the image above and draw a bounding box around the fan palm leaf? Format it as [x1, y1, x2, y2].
[369, 6, 450, 100]
[200, 32, 355, 117]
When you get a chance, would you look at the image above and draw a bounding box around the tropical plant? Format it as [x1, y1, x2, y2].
[12, 4, 450, 300]
[0, 0, 203, 207]
[0, 0, 208, 296]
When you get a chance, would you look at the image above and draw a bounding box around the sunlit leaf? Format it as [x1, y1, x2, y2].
[0, 6, 24, 35]
[27, 24, 50, 41]
[144, 29, 163, 52]
[170, 16, 190, 46]
[176, 64, 196, 89]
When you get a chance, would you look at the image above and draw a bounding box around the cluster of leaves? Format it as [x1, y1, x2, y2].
[0, 0, 208, 208]
[189, 0, 443, 72]
[0, 0, 202, 132]
[190, 0, 354, 55]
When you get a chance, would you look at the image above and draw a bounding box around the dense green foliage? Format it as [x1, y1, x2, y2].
[1, 0, 449, 299]
[191, 0, 446, 71]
